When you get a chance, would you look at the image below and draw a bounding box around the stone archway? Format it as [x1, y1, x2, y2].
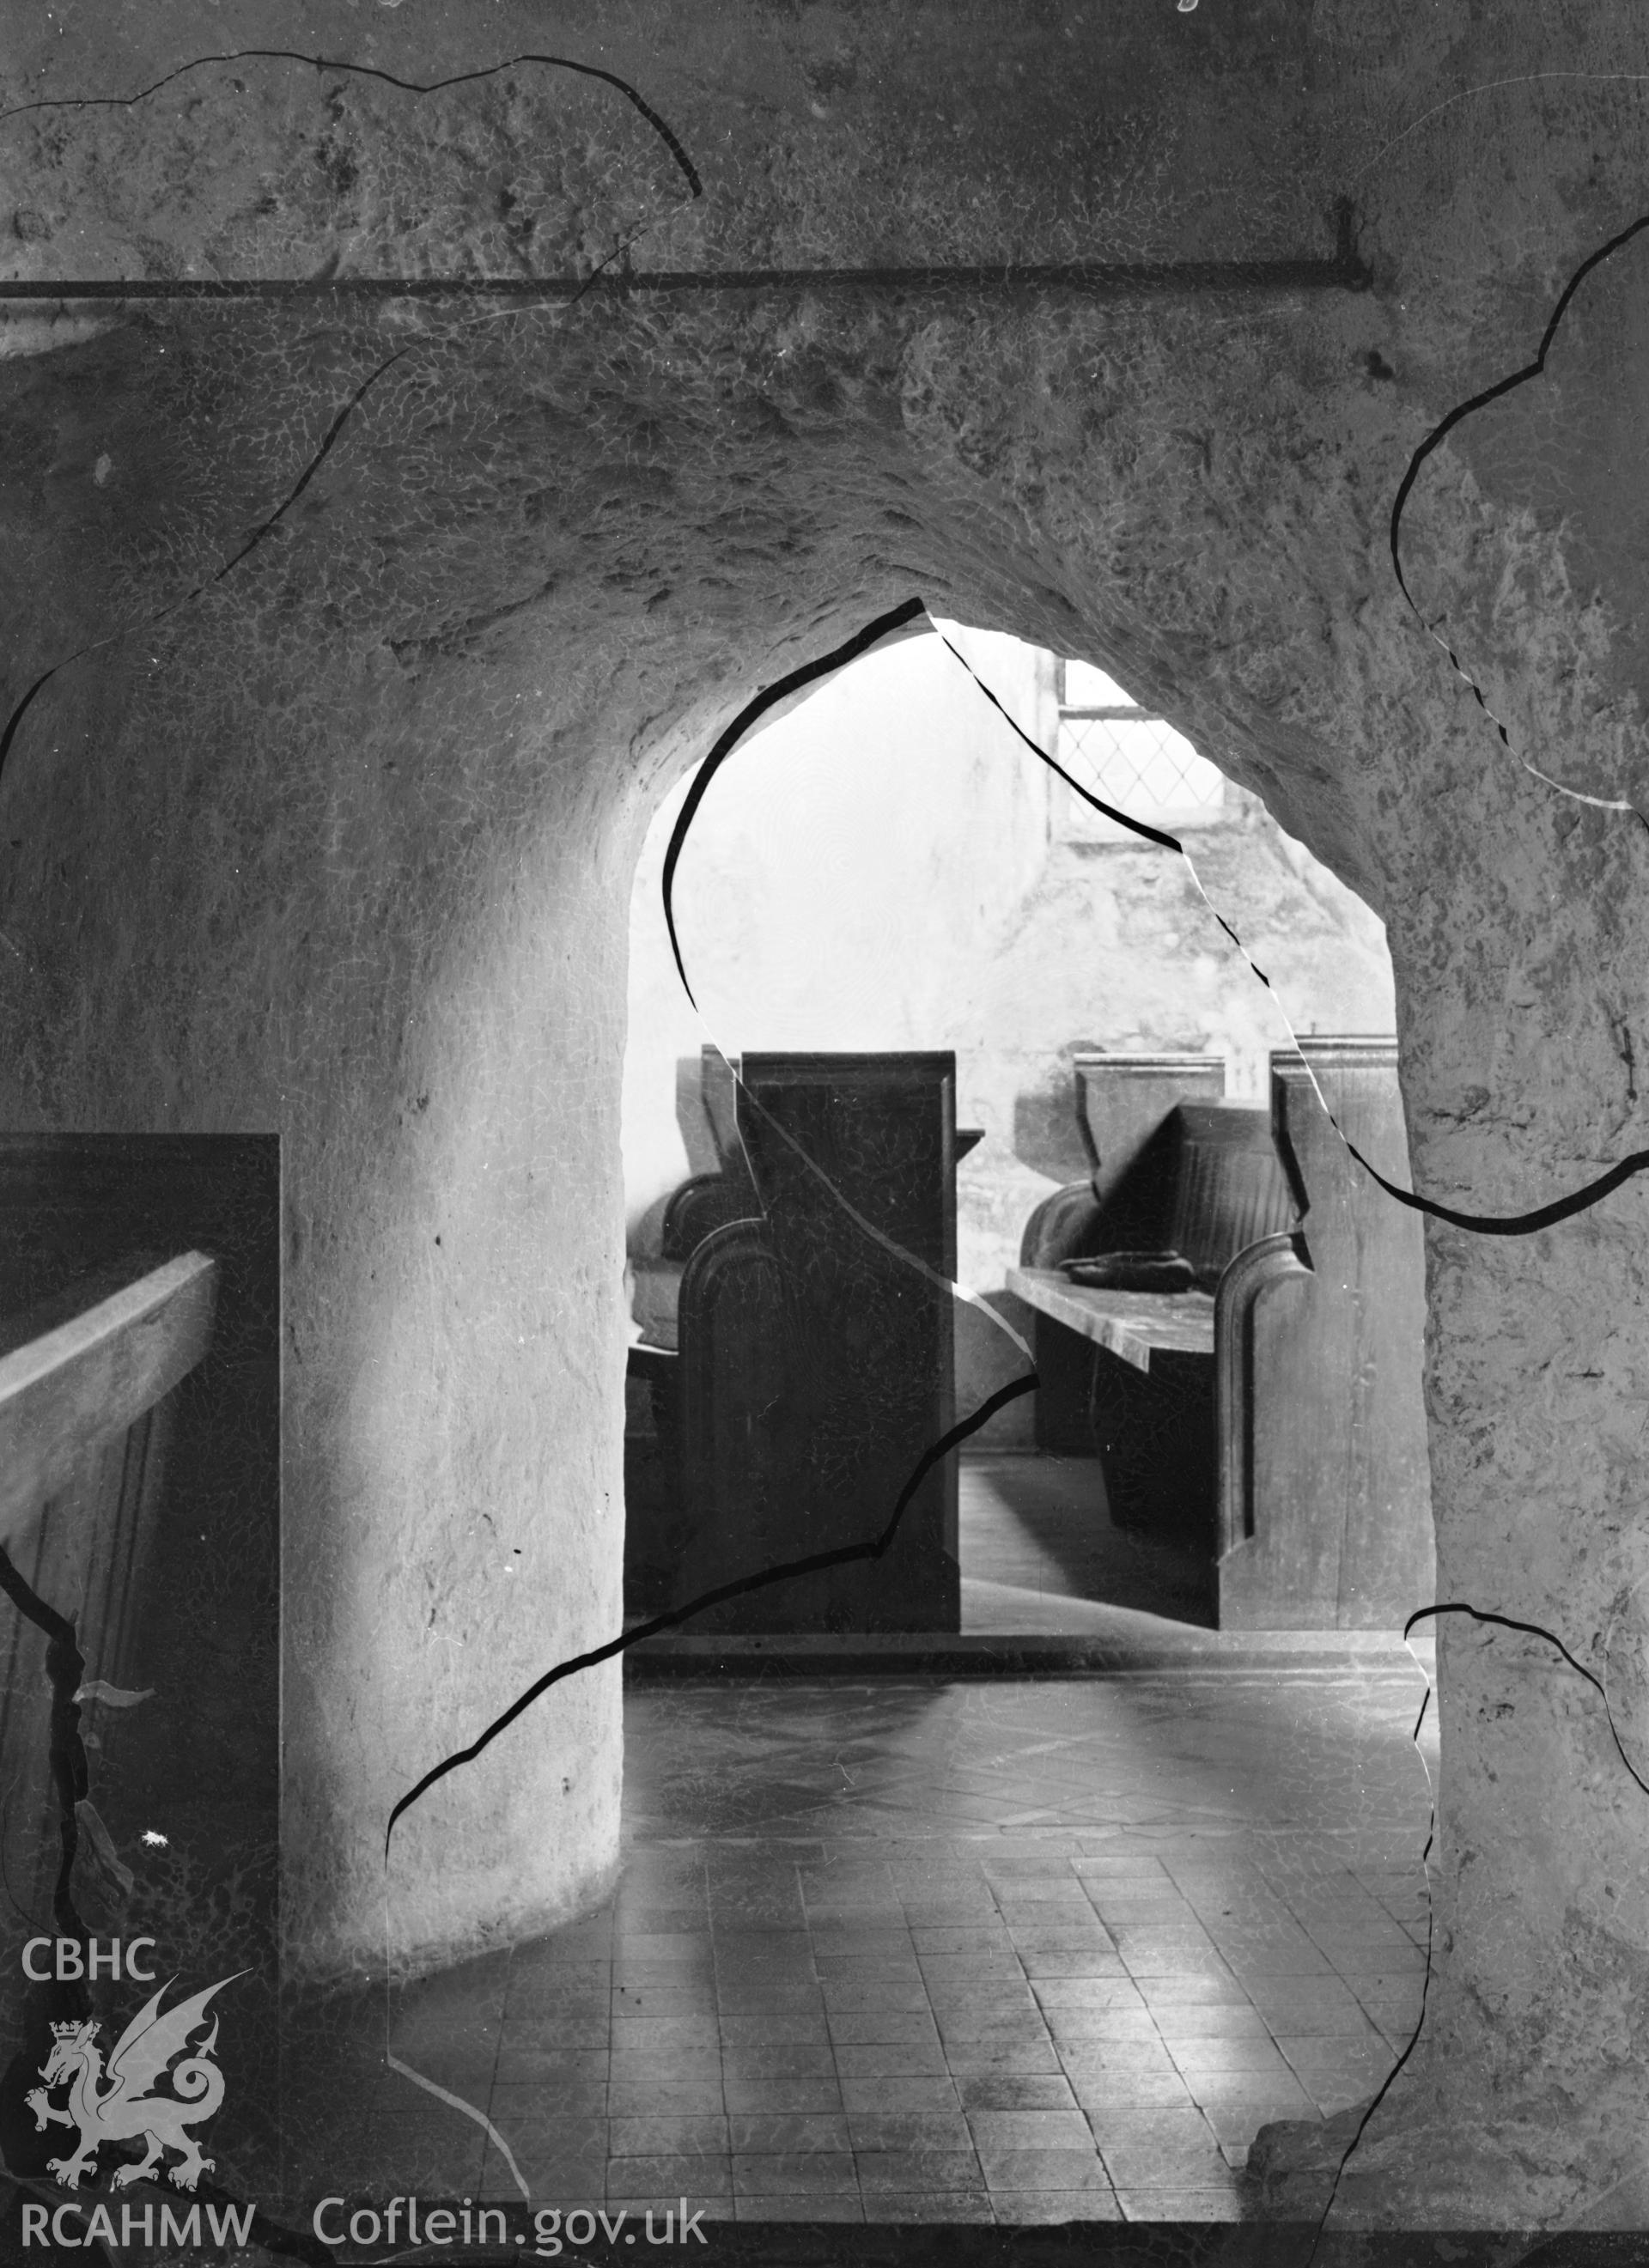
[4, 2, 1649, 2226]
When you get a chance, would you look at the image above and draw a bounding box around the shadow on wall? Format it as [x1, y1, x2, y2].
[675, 1054, 724, 1179]
[1013, 1061, 1100, 1184]
[957, 1286, 1039, 1444]
[627, 1053, 748, 1263]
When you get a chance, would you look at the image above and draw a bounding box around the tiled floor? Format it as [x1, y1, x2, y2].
[291, 1664, 1437, 2223]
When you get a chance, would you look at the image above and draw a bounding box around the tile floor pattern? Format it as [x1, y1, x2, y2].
[295, 1669, 1436, 2224]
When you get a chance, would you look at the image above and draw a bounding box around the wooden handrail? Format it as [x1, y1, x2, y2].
[0, 1251, 217, 1541]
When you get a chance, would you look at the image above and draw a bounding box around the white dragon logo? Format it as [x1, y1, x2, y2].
[25, 1972, 245, 2192]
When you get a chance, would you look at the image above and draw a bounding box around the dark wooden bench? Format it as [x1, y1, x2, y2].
[1011, 1042, 1433, 1629]
[1019, 1052, 1226, 1450]
[1009, 1098, 1302, 1598]
[623, 1153, 763, 1612]
[625, 1053, 964, 1633]
[1223, 1039, 1433, 1627]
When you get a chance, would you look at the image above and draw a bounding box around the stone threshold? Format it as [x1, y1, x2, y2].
[624, 1627, 1438, 1679]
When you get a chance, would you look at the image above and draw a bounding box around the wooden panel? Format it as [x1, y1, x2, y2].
[1082, 1099, 1290, 1270]
[1216, 1041, 1433, 1628]
[0, 1243, 220, 1924]
[0, 1136, 277, 2153]
[1019, 1181, 1103, 1269]
[624, 1343, 681, 1618]
[699, 1045, 744, 1171]
[1165, 1105, 1299, 1286]
[0, 1253, 217, 1543]
[0, 1401, 175, 1924]
[640, 1055, 969, 1632]
[0, 1137, 279, 1831]
[660, 1170, 758, 1262]
[1074, 1052, 1226, 1209]
[1030, 1309, 1101, 1457]
[1033, 1055, 1220, 1450]
[741, 1051, 958, 1276]
[1019, 1182, 1105, 1454]
[1213, 1231, 1327, 1627]
[729, 1052, 959, 1632]
[666, 1221, 794, 1626]
[1089, 1346, 1217, 1549]
[1007, 1268, 1216, 1370]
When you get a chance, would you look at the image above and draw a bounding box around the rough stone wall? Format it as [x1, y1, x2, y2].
[3, 0, 1649, 2219]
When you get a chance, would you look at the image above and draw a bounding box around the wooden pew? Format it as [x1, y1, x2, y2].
[1214, 1039, 1434, 1627]
[623, 1085, 758, 1615]
[0, 1252, 217, 1925]
[630, 1052, 964, 1633]
[1009, 1038, 1433, 1629]
[1010, 1101, 1299, 1582]
[1019, 1053, 1226, 1450]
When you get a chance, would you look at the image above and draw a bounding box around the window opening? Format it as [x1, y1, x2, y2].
[1054, 657, 1227, 841]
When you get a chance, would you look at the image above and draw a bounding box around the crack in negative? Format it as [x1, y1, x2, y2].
[1305, 1598, 1649, 2254]
[383, 1373, 1036, 1851]
[661, 598, 934, 1007]
[0, 72, 706, 806]
[381, 2051, 531, 2206]
[1389, 206, 1649, 821]
[204, 349, 415, 590]
[1299, 1683, 1435, 2264]
[0, 274, 689, 793]
[0, 46, 705, 804]
[392, 588, 1649, 1909]
[0, 1541, 88, 1939]
[0, 48, 703, 201]
[935, 612, 1649, 1238]
[0, 1559, 334, 2268]
[0, 344, 411, 800]
[1403, 1600, 1649, 1801]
